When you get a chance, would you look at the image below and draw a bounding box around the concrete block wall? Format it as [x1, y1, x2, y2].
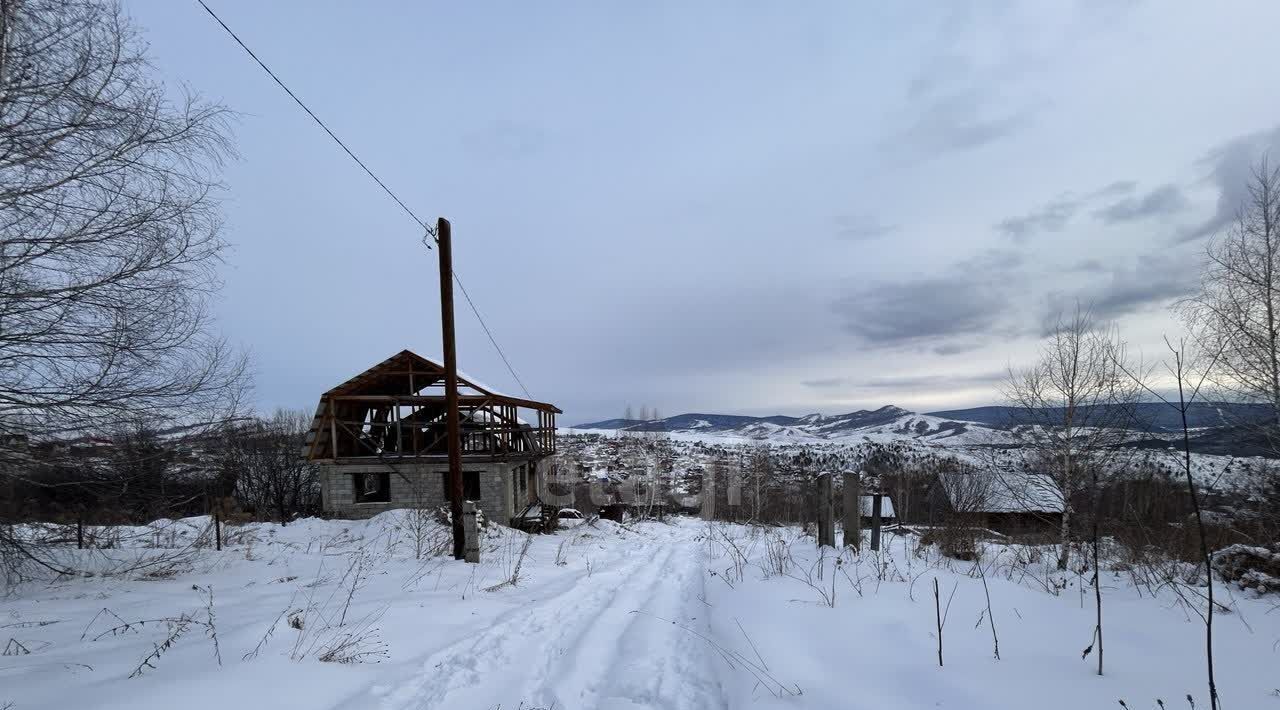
[321, 461, 523, 524]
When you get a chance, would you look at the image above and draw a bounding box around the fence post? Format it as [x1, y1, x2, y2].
[214, 508, 222, 551]
[463, 501, 480, 563]
[870, 493, 883, 552]
[76, 515, 84, 550]
[817, 472, 835, 547]
[701, 468, 716, 521]
[843, 470, 861, 551]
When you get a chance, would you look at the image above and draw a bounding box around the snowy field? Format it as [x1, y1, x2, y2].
[2, 514, 1277, 710]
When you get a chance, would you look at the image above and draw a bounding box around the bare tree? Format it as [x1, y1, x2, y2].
[223, 410, 318, 523]
[1115, 339, 1223, 710]
[1182, 159, 1280, 414]
[1181, 158, 1280, 473]
[1003, 307, 1141, 570]
[0, 0, 247, 444]
[0, 0, 246, 580]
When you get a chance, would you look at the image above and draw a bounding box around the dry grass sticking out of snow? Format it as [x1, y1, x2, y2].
[1, 514, 1278, 710]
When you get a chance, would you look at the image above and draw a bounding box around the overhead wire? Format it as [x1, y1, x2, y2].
[195, 0, 533, 399]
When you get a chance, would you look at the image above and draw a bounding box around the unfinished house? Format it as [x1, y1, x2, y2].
[303, 350, 560, 525]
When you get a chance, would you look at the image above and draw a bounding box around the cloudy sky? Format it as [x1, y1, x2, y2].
[127, 1, 1280, 424]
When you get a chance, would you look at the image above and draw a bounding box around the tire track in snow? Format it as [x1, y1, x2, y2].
[367, 528, 689, 710]
[536, 533, 726, 710]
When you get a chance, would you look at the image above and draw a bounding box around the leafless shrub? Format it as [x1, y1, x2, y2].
[221, 410, 319, 522]
[484, 535, 533, 592]
[933, 577, 958, 667]
[783, 545, 846, 608]
[288, 552, 388, 664]
[707, 523, 755, 587]
[630, 611, 801, 699]
[973, 559, 1001, 660]
[0, 619, 60, 630]
[82, 586, 221, 678]
[316, 626, 388, 664]
[242, 591, 299, 661]
[761, 529, 794, 578]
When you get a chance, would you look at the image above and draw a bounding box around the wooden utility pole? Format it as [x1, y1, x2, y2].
[437, 218, 467, 561]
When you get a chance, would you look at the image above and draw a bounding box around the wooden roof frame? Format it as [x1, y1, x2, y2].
[321, 349, 560, 414]
[302, 349, 559, 462]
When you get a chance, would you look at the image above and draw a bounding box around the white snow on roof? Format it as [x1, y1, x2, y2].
[858, 495, 896, 518]
[940, 470, 1065, 514]
[409, 351, 514, 399]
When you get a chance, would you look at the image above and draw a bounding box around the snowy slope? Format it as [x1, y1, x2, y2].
[570, 405, 1012, 446]
[2, 515, 1275, 709]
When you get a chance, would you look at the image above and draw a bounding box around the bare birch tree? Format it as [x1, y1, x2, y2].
[1003, 307, 1140, 570]
[1178, 157, 1280, 537]
[1180, 159, 1280, 434]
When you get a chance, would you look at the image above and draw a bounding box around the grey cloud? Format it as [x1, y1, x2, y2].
[833, 277, 1006, 344]
[833, 214, 898, 241]
[831, 249, 1025, 351]
[1091, 277, 1192, 321]
[857, 372, 1005, 390]
[997, 194, 1078, 241]
[1040, 253, 1197, 330]
[1089, 180, 1139, 199]
[1181, 124, 1280, 242]
[932, 341, 985, 356]
[906, 91, 1036, 154]
[999, 179, 1169, 241]
[1093, 184, 1188, 224]
[1068, 258, 1106, 273]
[801, 377, 852, 389]
[801, 371, 1005, 394]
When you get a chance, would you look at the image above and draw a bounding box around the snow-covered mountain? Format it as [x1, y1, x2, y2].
[570, 405, 1012, 445]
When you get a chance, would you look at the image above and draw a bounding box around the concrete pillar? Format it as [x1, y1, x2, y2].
[843, 470, 861, 550]
[463, 501, 480, 563]
[817, 472, 835, 547]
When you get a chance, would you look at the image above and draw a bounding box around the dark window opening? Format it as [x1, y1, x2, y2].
[441, 471, 482, 501]
[354, 472, 390, 503]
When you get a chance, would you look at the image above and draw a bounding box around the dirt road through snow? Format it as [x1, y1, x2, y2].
[367, 523, 723, 710]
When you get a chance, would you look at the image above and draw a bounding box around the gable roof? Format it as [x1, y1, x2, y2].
[301, 349, 559, 461]
[321, 349, 559, 413]
[940, 470, 1065, 514]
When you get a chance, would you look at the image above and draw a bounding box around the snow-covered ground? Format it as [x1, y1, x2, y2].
[2, 514, 1278, 709]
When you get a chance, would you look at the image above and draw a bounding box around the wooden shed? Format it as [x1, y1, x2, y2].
[931, 470, 1064, 535]
[303, 350, 561, 525]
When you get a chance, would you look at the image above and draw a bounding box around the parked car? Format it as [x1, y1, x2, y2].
[556, 508, 588, 527]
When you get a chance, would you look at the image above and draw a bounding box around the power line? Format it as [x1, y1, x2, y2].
[195, 0, 534, 400]
[195, 0, 431, 237]
[457, 276, 531, 398]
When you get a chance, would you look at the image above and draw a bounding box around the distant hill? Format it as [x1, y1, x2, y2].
[925, 402, 1274, 433]
[569, 405, 1010, 445]
[568, 401, 1280, 455]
